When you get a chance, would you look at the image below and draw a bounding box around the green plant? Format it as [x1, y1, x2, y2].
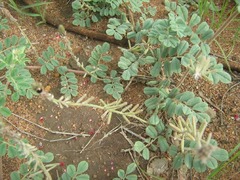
[8, 0, 51, 25]
[106, 18, 130, 40]
[205, 0, 234, 28]
[72, 0, 155, 27]
[0, 122, 57, 179]
[0, 12, 88, 180]
[0, 15, 9, 31]
[0, 121, 89, 180]
[61, 161, 89, 180]
[0, 33, 36, 116]
[127, 0, 232, 173]
[207, 143, 240, 179]
[178, 0, 219, 16]
[52, 0, 233, 174]
[113, 163, 137, 180]
[72, 0, 121, 27]
[0, 12, 142, 178]
[75, 0, 234, 175]
[134, 115, 229, 172]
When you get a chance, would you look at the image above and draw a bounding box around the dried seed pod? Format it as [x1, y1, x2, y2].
[58, 24, 66, 36]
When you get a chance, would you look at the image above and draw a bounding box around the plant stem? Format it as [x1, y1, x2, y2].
[32, 153, 52, 180]
[79, 124, 103, 154]
[50, 96, 147, 124]
[26, 65, 86, 75]
[208, 9, 239, 44]
[11, 112, 89, 137]
[3, 117, 80, 142]
[207, 143, 240, 179]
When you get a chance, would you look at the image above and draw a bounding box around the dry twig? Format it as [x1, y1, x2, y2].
[120, 129, 147, 180]
[11, 112, 89, 137]
[198, 91, 225, 114]
[3, 117, 78, 142]
[79, 124, 103, 154]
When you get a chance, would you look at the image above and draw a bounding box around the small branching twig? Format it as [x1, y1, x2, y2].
[125, 77, 135, 91]
[79, 124, 103, 154]
[121, 126, 147, 142]
[198, 91, 224, 114]
[11, 112, 89, 137]
[120, 128, 148, 180]
[3, 117, 78, 142]
[89, 124, 121, 147]
[208, 10, 239, 44]
[26, 65, 86, 75]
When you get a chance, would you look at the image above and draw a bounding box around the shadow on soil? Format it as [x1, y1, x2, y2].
[36, 99, 134, 179]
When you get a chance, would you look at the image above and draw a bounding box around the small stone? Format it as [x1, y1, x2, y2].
[147, 158, 168, 176]
[44, 85, 51, 92]
[231, 108, 237, 113]
[93, 175, 97, 179]
[54, 73, 60, 78]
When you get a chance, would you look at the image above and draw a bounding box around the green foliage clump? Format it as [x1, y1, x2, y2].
[61, 161, 89, 180]
[0, 19, 36, 117]
[0, 134, 56, 179]
[72, 0, 153, 27]
[134, 115, 229, 173]
[113, 163, 137, 180]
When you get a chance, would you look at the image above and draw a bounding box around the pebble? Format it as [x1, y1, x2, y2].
[44, 85, 51, 92]
[93, 175, 97, 179]
[54, 73, 60, 78]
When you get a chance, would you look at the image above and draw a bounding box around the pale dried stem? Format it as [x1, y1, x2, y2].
[26, 65, 86, 75]
[121, 126, 147, 142]
[120, 130, 147, 180]
[11, 112, 89, 137]
[87, 124, 121, 148]
[79, 124, 103, 154]
[3, 117, 78, 142]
